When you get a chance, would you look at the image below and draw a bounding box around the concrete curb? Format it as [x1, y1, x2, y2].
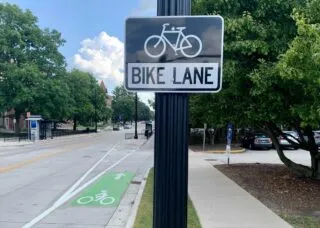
[203, 148, 246, 153]
[0, 143, 33, 148]
[125, 167, 151, 228]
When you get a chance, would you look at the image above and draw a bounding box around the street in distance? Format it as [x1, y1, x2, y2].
[125, 16, 224, 93]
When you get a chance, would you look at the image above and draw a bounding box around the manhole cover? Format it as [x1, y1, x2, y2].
[205, 159, 217, 161]
[82, 155, 92, 158]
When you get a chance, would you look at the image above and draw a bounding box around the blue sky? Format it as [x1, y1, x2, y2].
[4, 0, 156, 102]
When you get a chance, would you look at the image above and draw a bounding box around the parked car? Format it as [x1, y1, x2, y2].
[123, 124, 131, 129]
[278, 131, 299, 149]
[302, 130, 320, 148]
[113, 124, 120, 131]
[313, 131, 320, 148]
[241, 132, 272, 150]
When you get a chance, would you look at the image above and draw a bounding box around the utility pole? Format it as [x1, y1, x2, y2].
[134, 92, 138, 139]
[153, 0, 190, 227]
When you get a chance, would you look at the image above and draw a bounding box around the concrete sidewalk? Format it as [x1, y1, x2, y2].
[188, 151, 292, 228]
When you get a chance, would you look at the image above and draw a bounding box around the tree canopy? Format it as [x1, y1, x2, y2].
[191, 0, 320, 179]
[112, 85, 152, 123]
[190, 0, 302, 127]
[0, 3, 112, 132]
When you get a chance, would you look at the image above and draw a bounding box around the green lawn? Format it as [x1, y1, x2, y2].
[134, 168, 201, 228]
[281, 214, 320, 228]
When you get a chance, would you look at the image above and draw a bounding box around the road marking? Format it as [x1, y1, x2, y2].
[54, 143, 119, 206]
[0, 149, 69, 174]
[71, 172, 134, 207]
[204, 149, 246, 153]
[114, 172, 126, 180]
[22, 152, 132, 228]
[0, 138, 108, 174]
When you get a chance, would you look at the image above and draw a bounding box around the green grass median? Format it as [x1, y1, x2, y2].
[134, 168, 201, 228]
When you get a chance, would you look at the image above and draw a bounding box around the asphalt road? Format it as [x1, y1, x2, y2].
[0, 125, 153, 228]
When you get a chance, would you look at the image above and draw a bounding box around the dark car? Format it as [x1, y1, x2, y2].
[241, 132, 272, 150]
[113, 124, 120, 131]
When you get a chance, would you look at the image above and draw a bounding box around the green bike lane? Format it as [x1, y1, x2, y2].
[71, 172, 135, 207]
[31, 137, 154, 228]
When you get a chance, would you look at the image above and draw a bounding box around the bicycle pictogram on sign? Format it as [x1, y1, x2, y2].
[144, 23, 202, 58]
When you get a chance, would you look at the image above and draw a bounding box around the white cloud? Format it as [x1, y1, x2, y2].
[73, 32, 124, 85]
[132, 0, 157, 16]
[138, 92, 155, 109]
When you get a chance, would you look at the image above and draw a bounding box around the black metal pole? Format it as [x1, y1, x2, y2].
[153, 1, 190, 228]
[95, 85, 97, 132]
[134, 92, 138, 139]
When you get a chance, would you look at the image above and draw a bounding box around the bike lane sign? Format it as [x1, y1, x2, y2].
[125, 16, 224, 93]
[71, 172, 135, 207]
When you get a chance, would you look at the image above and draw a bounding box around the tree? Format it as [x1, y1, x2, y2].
[111, 85, 135, 123]
[252, 0, 320, 179]
[0, 3, 65, 75]
[0, 3, 67, 132]
[1, 63, 71, 132]
[92, 83, 112, 130]
[138, 100, 152, 121]
[190, 0, 302, 126]
[67, 70, 104, 130]
[148, 98, 155, 110]
[191, 0, 320, 179]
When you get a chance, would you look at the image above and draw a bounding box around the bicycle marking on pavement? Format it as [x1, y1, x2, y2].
[23, 153, 133, 228]
[71, 172, 135, 207]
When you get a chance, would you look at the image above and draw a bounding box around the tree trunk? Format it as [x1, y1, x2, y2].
[53, 122, 57, 130]
[304, 126, 320, 179]
[266, 123, 314, 178]
[310, 148, 320, 179]
[311, 156, 320, 179]
[73, 117, 77, 131]
[210, 133, 215, 145]
[14, 112, 21, 134]
[214, 128, 223, 143]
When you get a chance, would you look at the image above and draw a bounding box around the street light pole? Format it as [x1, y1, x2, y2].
[134, 92, 138, 139]
[153, 0, 190, 228]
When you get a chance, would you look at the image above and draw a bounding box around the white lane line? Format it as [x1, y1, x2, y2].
[54, 143, 119, 206]
[22, 152, 132, 228]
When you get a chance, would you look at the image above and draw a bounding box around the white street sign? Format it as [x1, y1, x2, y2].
[125, 16, 224, 93]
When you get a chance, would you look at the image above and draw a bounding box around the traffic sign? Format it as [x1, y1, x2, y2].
[227, 123, 233, 146]
[125, 16, 224, 93]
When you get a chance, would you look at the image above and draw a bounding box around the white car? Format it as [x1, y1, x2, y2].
[313, 131, 320, 147]
[300, 130, 320, 148]
[279, 131, 299, 149]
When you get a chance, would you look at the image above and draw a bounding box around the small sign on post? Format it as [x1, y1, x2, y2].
[226, 123, 233, 165]
[203, 123, 207, 151]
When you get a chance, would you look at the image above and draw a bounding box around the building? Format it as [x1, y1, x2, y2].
[98, 80, 112, 107]
[0, 109, 27, 132]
